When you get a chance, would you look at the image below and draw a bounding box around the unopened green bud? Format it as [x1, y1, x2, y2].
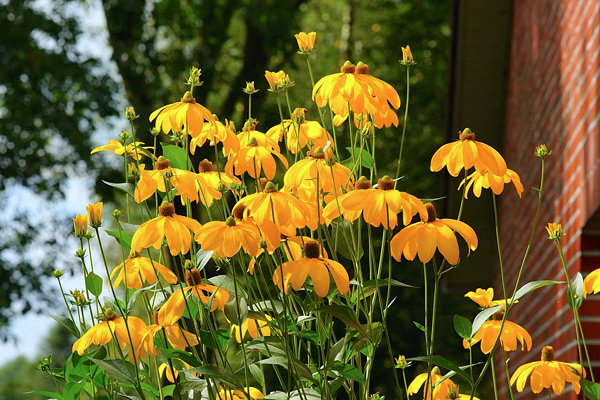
[75, 249, 86, 259]
[111, 209, 123, 219]
[52, 270, 65, 279]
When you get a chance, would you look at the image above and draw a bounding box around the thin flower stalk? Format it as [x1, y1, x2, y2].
[394, 64, 411, 186]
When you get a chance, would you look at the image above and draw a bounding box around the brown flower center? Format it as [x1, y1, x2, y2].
[199, 159, 213, 172]
[311, 147, 325, 159]
[185, 268, 202, 286]
[156, 156, 171, 170]
[304, 240, 320, 258]
[492, 311, 504, 321]
[232, 204, 247, 220]
[541, 345, 555, 362]
[102, 308, 118, 322]
[425, 203, 437, 223]
[377, 176, 394, 191]
[152, 309, 160, 325]
[340, 61, 356, 74]
[355, 176, 372, 190]
[356, 62, 369, 75]
[459, 128, 475, 141]
[159, 203, 175, 217]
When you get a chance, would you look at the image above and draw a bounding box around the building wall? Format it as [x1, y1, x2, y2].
[502, 1, 600, 399]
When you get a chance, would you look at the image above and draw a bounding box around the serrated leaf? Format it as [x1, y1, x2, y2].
[162, 143, 192, 170]
[453, 314, 472, 340]
[85, 272, 103, 297]
[413, 321, 426, 332]
[47, 314, 80, 338]
[328, 362, 365, 383]
[102, 180, 135, 197]
[569, 273, 584, 310]
[90, 358, 136, 384]
[317, 305, 369, 339]
[345, 146, 374, 168]
[471, 305, 502, 337]
[407, 355, 473, 387]
[105, 229, 132, 251]
[185, 365, 243, 390]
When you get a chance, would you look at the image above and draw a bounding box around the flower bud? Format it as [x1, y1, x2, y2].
[73, 214, 88, 238]
[243, 81, 258, 95]
[111, 209, 123, 219]
[119, 131, 130, 141]
[86, 202, 103, 228]
[150, 127, 160, 137]
[75, 248, 86, 259]
[294, 32, 316, 54]
[546, 222, 565, 240]
[400, 45, 416, 66]
[51, 270, 65, 278]
[84, 231, 94, 240]
[125, 106, 138, 120]
[534, 144, 551, 159]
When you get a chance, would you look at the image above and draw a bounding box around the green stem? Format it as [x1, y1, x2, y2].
[394, 65, 410, 185]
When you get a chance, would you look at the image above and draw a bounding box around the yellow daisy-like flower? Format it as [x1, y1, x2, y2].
[465, 287, 512, 308]
[139, 308, 198, 359]
[459, 169, 523, 198]
[430, 128, 507, 177]
[225, 136, 288, 180]
[195, 216, 260, 258]
[91, 139, 148, 161]
[273, 239, 349, 297]
[295, 31, 316, 54]
[73, 214, 88, 238]
[189, 118, 241, 156]
[110, 251, 178, 289]
[72, 309, 146, 363]
[158, 361, 195, 383]
[216, 386, 264, 400]
[407, 366, 454, 400]
[266, 112, 333, 154]
[510, 345, 586, 395]
[160, 267, 230, 323]
[583, 267, 600, 298]
[340, 175, 427, 229]
[237, 127, 280, 152]
[390, 202, 478, 264]
[149, 91, 214, 137]
[463, 311, 532, 354]
[131, 202, 202, 256]
[231, 314, 275, 343]
[196, 159, 241, 190]
[323, 176, 371, 224]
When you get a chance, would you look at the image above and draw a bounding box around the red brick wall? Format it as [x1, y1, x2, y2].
[501, 1, 600, 398]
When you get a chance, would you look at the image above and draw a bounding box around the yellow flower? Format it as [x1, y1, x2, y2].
[216, 386, 264, 400]
[110, 252, 178, 289]
[463, 311, 532, 354]
[195, 216, 261, 258]
[86, 202, 103, 228]
[91, 139, 148, 161]
[295, 31, 316, 54]
[73, 214, 88, 238]
[150, 91, 214, 137]
[231, 314, 275, 343]
[131, 202, 202, 256]
[445, 383, 480, 400]
[72, 309, 146, 363]
[510, 345, 585, 395]
[225, 136, 288, 180]
[545, 222, 565, 240]
[189, 119, 241, 157]
[273, 239, 349, 297]
[339, 175, 427, 229]
[160, 268, 230, 323]
[430, 128, 507, 177]
[459, 169, 523, 198]
[584, 267, 600, 298]
[139, 308, 198, 359]
[265, 70, 291, 92]
[158, 361, 195, 383]
[323, 176, 372, 224]
[407, 366, 454, 400]
[266, 110, 333, 154]
[464, 288, 512, 308]
[390, 202, 478, 264]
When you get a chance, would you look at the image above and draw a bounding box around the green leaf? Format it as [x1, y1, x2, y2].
[569, 272, 584, 310]
[102, 180, 135, 197]
[196, 248, 214, 271]
[208, 275, 247, 298]
[453, 314, 472, 340]
[350, 278, 416, 303]
[185, 365, 243, 390]
[85, 272, 103, 297]
[413, 321, 426, 332]
[249, 363, 265, 389]
[331, 219, 363, 261]
[408, 355, 474, 387]
[198, 328, 230, 350]
[224, 297, 248, 325]
[26, 390, 64, 400]
[345, 147, 374, 168]
[90, 358, 136, 384]
[583, 379, 600, 400]
[255, 356, 315, 383]
[119, 222, 139, 238]
[162, 143, 192, 170]
[263, 388, 322, 400]
[317, 305, 369, 339]
[328, 362, 365, 383]
[105, 229, 132, 251]
[514, 280, 563, 301]
[63, 381, 84, 400]
[177, 379, 208, 395]
[127, 283, 157, 314]
[471, 305, 502, 337]
[160, 348, 201, 367]
[47, 314, 80, 338]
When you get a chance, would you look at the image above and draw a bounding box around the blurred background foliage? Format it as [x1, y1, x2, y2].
[0, 0, 493, 398]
